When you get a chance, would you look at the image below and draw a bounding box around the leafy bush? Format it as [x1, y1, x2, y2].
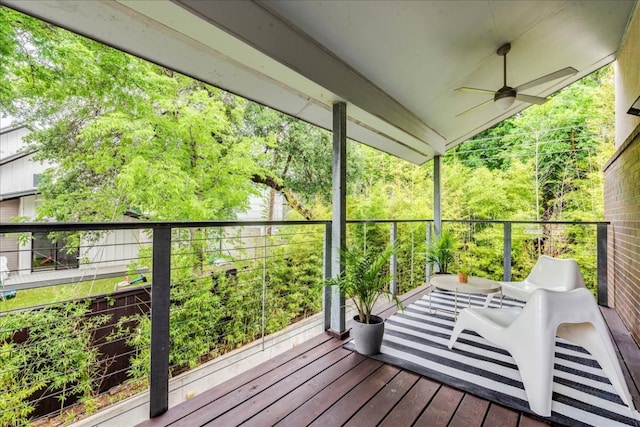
[0, 301, 110, 426]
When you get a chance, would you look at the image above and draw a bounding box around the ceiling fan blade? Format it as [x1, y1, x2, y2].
[516, 93, 548, 105]
[455, 98, 493, 117]
[455, 87, 495, 95]
[515, 67, 578, 92]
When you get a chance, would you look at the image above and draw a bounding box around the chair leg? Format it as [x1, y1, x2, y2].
[511, 334, 556, 417]
[448, 314, 468, 349]
[483, 292, 501, 308]
[558, 322, 635, 410]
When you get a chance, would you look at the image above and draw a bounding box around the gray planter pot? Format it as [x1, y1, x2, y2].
[351, 315, 385, 355]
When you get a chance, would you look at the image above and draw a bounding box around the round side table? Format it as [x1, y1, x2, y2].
[428, 274, 502, 317]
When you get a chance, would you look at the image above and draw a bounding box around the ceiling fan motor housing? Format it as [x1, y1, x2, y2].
[494, 86, 516, 101]
[494, 86, 516, 109]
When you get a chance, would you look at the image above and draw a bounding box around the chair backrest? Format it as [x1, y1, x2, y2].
[516, 287, 597, 330]
[526, 255, 585, 291]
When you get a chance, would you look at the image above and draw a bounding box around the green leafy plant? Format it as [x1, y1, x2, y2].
[325, 242, 402, 324]
[0, 300, 111, 425]
[455, 249, 475, 275]
[426, 230, 456, 274]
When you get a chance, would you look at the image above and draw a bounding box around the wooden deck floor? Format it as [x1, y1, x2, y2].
[138, 285, 640, 427]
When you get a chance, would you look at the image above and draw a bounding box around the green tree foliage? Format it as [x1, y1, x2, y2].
[3, 7, 259, 222]
[2, 8, 367, 222]
[241, 102, 367, 219]
[450, 66, 614, 222]
[0, 301, 110, 426]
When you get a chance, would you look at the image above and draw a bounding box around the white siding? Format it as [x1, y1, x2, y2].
[0, 152, 51, 197]
[17, 196, 36, 274]
[0, 126, 30, 160]
[81, 217, 151, 270]
[0, 199, 20, 274]
[238, 189, 286, 221]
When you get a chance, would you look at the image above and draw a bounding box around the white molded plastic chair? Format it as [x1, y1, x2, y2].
[499, 255, 585, 302]
[448, 288, 635, 417]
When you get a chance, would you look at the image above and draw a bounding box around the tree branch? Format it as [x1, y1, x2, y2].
[251, 174, 315, 220]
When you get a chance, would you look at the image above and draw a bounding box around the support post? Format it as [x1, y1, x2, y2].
[150, 226, 171, 418]
[328, 102, 348, 339]
[597, 223, 608, 306]
[433, 155, 442, 239]
[390, 221, 398, 295]
[503, 222, 512, 282]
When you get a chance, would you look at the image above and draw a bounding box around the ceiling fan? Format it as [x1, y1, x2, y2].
[455, 43, 578, 117]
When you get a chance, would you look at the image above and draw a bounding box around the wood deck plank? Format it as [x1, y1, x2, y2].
[272, 357, 383, 426]
[240, 351, 368, 427]
[482, 404, 520, 427]
[172, 337, 346, 427]
[307, 363, 400, 427]
[414, 384, 465, 427]
[137, 333, 337, 427]
[378, 377, 441, 427]
[517, 413, 552, 427]
[203, 345, 353, 426]
[343, 370, 420, 427]
[448, 394, 490, 427]
[601, 306, 640, 407]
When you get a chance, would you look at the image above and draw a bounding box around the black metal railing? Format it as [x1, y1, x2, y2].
[0, 218, 608, 424]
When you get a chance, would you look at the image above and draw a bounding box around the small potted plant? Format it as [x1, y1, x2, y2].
[457, 265, 472, 283]
[455, 251, 474, 283]
[325, 242, 403, 355]
[426, 230, 455, 274]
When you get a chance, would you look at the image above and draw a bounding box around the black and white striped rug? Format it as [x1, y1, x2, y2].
[345, 290, 640, 427]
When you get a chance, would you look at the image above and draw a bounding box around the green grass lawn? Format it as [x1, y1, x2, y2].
[0, 275, 150, 312]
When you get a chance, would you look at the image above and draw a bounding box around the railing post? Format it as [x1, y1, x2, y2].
[503, 222, 512, 282]
[597, 223, 608, 306]
[425, 222, 432, 282]
[150, 225, 171, 418]
[390, 221, 398, 295]
[410, 224, 415, 288]
[261, 229, 267, 349]
[323, 223, 332, 330]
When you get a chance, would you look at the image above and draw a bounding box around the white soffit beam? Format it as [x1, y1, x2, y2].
[2, 0, 445, 163]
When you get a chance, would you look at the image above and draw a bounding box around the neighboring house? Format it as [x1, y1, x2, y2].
[0, 125, 288, 277]
[0, 124, 50, 275]
[0, 125, 148, 277]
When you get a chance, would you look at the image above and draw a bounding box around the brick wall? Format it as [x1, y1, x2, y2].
[603, 124, 640, 344]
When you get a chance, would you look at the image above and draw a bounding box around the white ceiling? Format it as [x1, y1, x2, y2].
[2, 0, 637, 164]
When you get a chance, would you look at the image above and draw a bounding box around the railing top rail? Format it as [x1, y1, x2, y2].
[347, 219, 609, 225]
[443, 219, 610, 225]
[0, 219, 331, 233]
[346, 219, 432, 224]
[0, 218, 609, 233]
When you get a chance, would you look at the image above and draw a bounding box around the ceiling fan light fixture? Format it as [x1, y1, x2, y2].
[495, 94, 515, 110]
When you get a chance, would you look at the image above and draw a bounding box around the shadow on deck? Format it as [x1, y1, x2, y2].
[136, 284, 640, 427]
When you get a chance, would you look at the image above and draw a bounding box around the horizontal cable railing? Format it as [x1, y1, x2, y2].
[0, 218, 608, 425]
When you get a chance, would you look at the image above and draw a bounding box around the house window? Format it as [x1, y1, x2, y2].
[33, 174, 41, 187]
[32, 232, 79, 271]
